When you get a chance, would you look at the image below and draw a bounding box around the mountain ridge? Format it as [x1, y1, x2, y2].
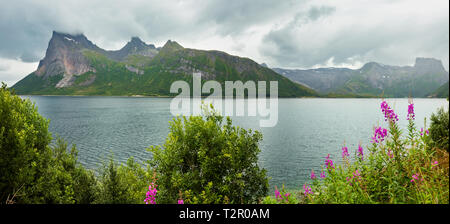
[12, 31, 316, 97]
[273, 58, 449, 98]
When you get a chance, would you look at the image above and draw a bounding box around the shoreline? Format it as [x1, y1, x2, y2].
[17, 94, 448, 99]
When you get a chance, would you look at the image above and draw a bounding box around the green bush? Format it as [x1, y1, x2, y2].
[96, 157, 153, 204]
[95, 158, 129, 204]
[148, 105, 268, 204]
[429, 107, 449, 152]
[25, 137, 98, 203]
[1, 83, 52, 203]
[1, 83, 155, 204]
[0, 83, 101, 203]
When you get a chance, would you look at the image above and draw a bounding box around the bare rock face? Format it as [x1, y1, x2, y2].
[414, 58, 447, 77]
[36, 31, 98, 87]
[35, 32, 162, 88]
[125, 65, 144, 75]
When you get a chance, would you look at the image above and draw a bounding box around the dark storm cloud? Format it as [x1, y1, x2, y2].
[197, 0, 304, 35]
[0, 0, 307, 61]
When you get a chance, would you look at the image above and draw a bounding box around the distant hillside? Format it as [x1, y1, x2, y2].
[273, 58, 449, 98]
[12, 31, 316, 97]
[428, 81, 449, 98]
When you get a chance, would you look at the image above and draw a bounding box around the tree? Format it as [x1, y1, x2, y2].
[96, 156, 153, 204]
[429, 107, 449, 152]
[148, 105, 268, 204]
[0, 83, 52, 202]
[1, 83, 97, 204]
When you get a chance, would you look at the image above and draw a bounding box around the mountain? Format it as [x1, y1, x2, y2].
[273, 58, 449, 98]
[272, 67, 355, 93]
[12, 31, 316, 97]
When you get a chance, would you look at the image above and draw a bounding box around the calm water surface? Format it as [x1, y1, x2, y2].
[21, 96, 449, 189]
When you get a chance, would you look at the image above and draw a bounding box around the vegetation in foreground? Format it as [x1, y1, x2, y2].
[1, 83, 449, 204]
[264, 99, 449, 204]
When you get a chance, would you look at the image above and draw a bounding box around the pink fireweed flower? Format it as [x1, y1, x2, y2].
[347, 170, 361, 186]
[346, 177, 352, 186]
[310, 170, 317, 180]
[320, 171, 326, 179]
[303, 184, 313, 197]
[178, 199, 184, 204]
[387, 149, 394, 159]
[371, 126, 388, 143]
[410, 173, 424, 183]
[275, 187, 281, 200]
[342, 146, 349, 159]
[432, 161, 439, 168]
[325, 154, 334, 170]
[411, 173, 419, 183]
[284, 193, 291, 202]
[420, 128, 429, 136]
[145, 182, 158, 204]
[381, 101, 399, 123]
[407, 103, 415, 120]
[358, 144, 364, 161]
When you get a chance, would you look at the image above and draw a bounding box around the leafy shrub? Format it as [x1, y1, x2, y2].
[148, 105, 268, 204]
[116, 157, 153, 204]
[0, 83, 99, 203]
[95, 157, 153, 204]
[1, 84, 155, 204]
[27, 137, 98, 203]
[429, 107, 449, 152]
[1, 83, 52, 203]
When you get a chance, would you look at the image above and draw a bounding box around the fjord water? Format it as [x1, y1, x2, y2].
[21, 96, 448, 189]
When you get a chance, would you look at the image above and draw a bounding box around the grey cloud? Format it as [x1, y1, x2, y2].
[197, 0, 308, 35]
[260, 4, 449, 69]
[0, 64, 9, 71]
[308, 6, 336, 21]
[0, 0, 311, 60]
[0, 0, 448, 72]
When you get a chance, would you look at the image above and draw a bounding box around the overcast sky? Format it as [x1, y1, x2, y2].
[0, 0, 448, 86]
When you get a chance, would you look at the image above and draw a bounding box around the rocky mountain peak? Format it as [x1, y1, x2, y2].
[50, 31, 99, 51]
[127, 36, 156, 49]
[107, 36, 158, 61]
[161, 40, 183, 52]
[34, 31, 96, 87]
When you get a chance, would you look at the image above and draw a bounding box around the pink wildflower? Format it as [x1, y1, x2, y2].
[407, 103, 415, 120]
[342, 146, 349, 158]
[381, 101, 399, 123]
[325, 154, 334, 170]
[144, 182, 158, 204]
[303, 184, 313, 197]
[371, 126, 388, 143]
[358, 144, 364, 161]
